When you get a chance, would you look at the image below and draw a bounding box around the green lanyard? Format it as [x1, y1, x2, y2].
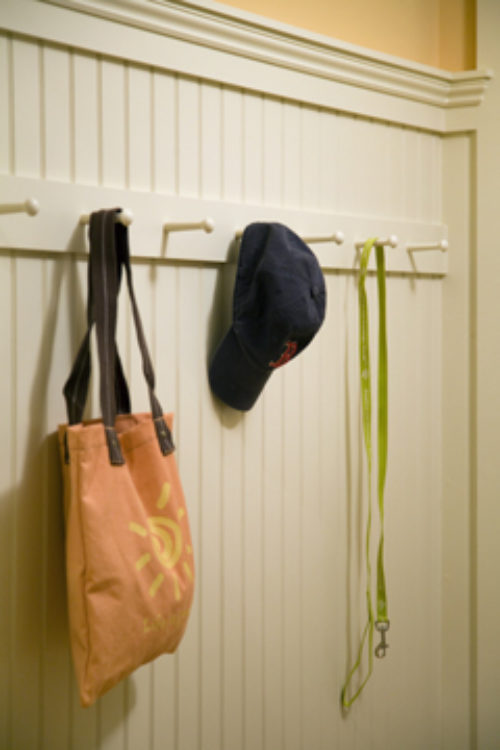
[341, 238, 389, 708]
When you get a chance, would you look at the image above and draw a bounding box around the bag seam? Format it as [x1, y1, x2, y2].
[73, 439, 93, 702]
[69, 427, 175, 458]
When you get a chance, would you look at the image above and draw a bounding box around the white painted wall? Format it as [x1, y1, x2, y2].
[0, 1, 487, 748]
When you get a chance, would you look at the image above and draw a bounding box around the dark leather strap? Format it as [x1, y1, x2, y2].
[63, 209, 130, 429]
[115, 221, 174, 457]
[63, 209, 173, 465]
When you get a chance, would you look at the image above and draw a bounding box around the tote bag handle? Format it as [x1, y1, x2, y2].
[63, 209, 131, 427]
[113, 216, 174, 461]
[90, 209, 173, 464]
[64, 209, 174, 465]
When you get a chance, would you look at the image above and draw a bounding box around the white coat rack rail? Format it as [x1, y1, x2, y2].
[79, 209, 134, 226]
[0, 175, 448, 275]
[0, 198, 39, 216]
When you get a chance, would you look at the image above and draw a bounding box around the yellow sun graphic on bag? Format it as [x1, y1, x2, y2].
[128, 482, 193, 601]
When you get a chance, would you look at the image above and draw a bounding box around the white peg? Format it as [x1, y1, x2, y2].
[406, 239, 448, 252]
[302, 230, 345, 245]
[163, 217, 215, 233]
[406, 239, 448, 273]
[235, 228, 344, 245]
[79, 208, 133, 226]
[0, 198, 39, 216]
[355, 235, 398, 250]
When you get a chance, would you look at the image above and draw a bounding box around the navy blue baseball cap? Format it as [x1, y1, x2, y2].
[209, 222, 326, 411]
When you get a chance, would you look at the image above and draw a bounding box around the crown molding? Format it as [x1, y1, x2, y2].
[37, 0, 491, 110]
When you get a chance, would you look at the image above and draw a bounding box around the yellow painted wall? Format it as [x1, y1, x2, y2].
[217, 0, 476, 70]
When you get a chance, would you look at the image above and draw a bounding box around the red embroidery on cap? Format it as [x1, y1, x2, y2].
[269, 340, 298, 369]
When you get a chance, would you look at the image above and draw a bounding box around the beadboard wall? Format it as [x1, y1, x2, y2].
[0, 1, 487, 749]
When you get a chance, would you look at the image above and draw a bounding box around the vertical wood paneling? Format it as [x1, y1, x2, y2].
[301, 105, 321, 210]
[40, 257, 72, 750]
[319, 109, 338, 212]
[177, 267, 202, 750]
[386, 276, 421, 743]
[126, 664, 153, 750]
[12, 37, 41, 177]
[430, 134, 443, 223]
[389, 125, 407, 221]
[152, 264, 178, 750]
[125, 263, 155, 749]
[99, 685, 126, 750]
[318, 274, 342, 750]
[428, 281, 443, 741]
[282, 102, 301, 208]
[243, 91, 264, 205]
[178, 77, 200, 198]
[101, 58, 126, 188]
[70, 682, 98, 750]
[337, 272, 364, 750]
[0, 255, 13, 750]
[152, 657, 177, 750]
[415, 132, 428, 221]
[0, 34, 12, 175]
[262, 377, 284, 750]
[333, 114, 357, 215]
[43, 44, 72, 182]
[281, 359, 302, 750]
[221, 407, 244, 750]
[201, 82, 222, 200]
[329, 277, 351, 748]
[263, 97, 282, 206]
[412, 281, 442, 745]
[412, 281, 433, 706]
[1, 33, 448, 750]
[73, 51, 99, 185]
[11, 258, 45, 749]
[199, 269, 223, 750]
[127, 263, 149, 394]
[222, 87, 243, 202]
[69, 265, 100, 750]
[300, 343, 323, 750]
[351, 117, 374, 217]
[370, 122, 390, 217]
[152, 70, 177, 195]
[242, 399, 265, 750]
[127, 64, 152, 192]
[403, 129, 421, 221]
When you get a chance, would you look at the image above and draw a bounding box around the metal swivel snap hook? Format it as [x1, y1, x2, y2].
[375, 620, 390, 658]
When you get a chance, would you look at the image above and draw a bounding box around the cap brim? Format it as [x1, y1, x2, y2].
[208, 327, 271, 411]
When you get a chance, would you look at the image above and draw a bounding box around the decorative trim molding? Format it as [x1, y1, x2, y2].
[42, 0, 492, 109]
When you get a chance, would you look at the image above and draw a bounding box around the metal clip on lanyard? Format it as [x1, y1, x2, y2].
[341, 238, 389, 708]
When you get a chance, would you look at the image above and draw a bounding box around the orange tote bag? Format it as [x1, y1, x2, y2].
[59, 210, 194, 707]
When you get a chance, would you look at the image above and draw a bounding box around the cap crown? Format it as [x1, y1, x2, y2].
[234, 223, 326, 369]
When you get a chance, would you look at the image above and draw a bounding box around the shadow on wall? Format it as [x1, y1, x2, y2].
[205, 237, 246, 430]
[0, 231, 137, 745]
[0, 249, 72, 743]
[341, 273, 366, 710]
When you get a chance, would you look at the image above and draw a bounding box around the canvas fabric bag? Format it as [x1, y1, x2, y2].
[58, 209, 195, 707]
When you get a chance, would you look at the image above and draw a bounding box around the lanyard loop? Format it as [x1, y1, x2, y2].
[341, 238, 389, 708]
